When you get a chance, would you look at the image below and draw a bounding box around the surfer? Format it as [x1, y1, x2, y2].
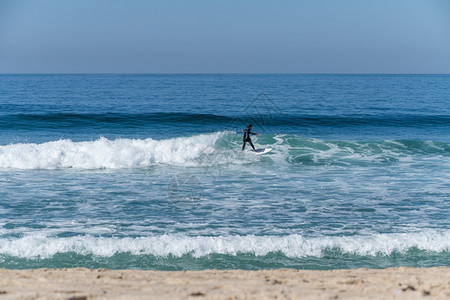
[242, 124, 260, 151]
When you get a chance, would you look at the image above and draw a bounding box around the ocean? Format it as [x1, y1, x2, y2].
[0, 74, 449, 270]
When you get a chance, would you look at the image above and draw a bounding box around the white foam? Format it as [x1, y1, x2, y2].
[0, 133, 239, 169]
[0, 231, 448, 259]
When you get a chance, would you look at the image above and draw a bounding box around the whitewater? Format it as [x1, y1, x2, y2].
[1, 133, 448, 169]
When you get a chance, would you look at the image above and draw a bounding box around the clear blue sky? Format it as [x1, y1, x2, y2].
[1, 0, 449, 73]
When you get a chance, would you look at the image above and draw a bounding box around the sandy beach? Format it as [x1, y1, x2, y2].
[0, 267, 448, 299]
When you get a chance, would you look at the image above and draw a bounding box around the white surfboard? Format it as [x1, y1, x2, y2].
[249, 148, 272, 155]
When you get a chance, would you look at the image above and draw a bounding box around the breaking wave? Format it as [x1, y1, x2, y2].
[0, 132, 448, 169]
[0, 231, 448, 259]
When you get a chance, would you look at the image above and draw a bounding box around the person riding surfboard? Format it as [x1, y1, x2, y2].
[242, 124, 260, 151]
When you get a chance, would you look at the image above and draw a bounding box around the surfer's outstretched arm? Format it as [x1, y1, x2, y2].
[248, 130, 260, 135]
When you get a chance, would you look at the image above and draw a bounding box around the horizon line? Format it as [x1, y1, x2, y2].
[1, 72, 450, 76]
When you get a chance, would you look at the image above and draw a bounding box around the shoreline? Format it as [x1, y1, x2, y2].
[0, 267, 448, 299]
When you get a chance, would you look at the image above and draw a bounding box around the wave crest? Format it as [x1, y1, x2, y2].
[0, 134, 223, 169]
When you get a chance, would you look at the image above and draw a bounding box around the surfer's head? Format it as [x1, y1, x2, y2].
[247, 124, 252, 128]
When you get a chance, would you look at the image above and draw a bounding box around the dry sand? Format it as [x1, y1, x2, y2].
[0, 267, 449, 299]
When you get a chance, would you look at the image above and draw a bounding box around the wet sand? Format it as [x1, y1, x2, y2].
[0, 267, 449, 299]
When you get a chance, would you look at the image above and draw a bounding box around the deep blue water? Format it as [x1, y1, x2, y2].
[0, 74, 449, 270]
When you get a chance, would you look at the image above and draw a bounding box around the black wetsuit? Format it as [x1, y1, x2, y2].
[242, 128, 256, 151]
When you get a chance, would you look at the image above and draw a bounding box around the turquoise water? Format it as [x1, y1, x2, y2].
[0, 74, 449, 270]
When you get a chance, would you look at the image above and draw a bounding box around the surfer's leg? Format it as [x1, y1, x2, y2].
[242, 140, 246, 150]
[249, 139, 256, 151]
